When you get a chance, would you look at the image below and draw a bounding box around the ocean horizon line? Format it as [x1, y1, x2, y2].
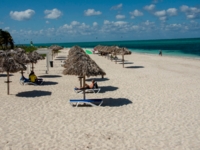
[19, 37, 200, 46]
[17, 37, 200, 58]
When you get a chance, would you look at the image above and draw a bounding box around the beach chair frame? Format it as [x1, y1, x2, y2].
[69, 99, 103, 107]
[20, 78, 43, 86]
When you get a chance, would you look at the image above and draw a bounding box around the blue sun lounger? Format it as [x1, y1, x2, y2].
[20, 77, 43, 86]
[69, 99, 103, 107]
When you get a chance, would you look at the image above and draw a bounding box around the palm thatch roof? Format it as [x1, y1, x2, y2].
[97, 46, 111, 54]
[94, 45, 131, 55]
[63, 46, 106, 77]
[68, 45, 85, 56]
[0, 50, 27, 95]
[28, 51, 44, 64]
[62, 46, 85, 68]
[112, 47, 132, 55]
[13, 48, 30, 64]
[49, 45, 63, 51]
[0, 50, 26, 73]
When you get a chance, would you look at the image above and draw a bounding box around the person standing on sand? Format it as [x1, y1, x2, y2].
[159, 50, 162, 56]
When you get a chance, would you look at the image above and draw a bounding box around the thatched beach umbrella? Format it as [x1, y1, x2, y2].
[68, 45, 85, 56]
[49, 45, 63, 51]
[112, 47, 131, 67]
[49, 45, 63, 58]
[98, 46, 111, 56]
[65, 45, 88, 87]
[28, 51, 44, 71]
[0, 50, 26, 95]
[13, 48, 30, 76]
[63, 46, 106, 99]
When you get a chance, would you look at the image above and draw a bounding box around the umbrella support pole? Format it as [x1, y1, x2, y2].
[5, 72, 12, 95]
[31, 63, 34, 71]
[122, 48, 124, 68]
[83, 76, 86, 100]
[21, 70, 25, 77]
[78, 76, 83, 88]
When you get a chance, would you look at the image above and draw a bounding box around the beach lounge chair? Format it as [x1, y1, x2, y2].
[69, 99, 103, 107]
[20, 77, 43, 86]
[74, 81, 101, 94]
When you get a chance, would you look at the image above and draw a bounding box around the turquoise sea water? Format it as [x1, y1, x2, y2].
[30, 38, 200, 58]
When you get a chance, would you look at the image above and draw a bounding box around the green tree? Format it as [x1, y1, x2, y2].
[0, 29, 14, 50]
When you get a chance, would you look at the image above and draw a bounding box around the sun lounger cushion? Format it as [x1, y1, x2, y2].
[70, 99, 103, 107]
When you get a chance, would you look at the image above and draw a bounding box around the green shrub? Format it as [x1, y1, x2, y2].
[16, 45, 37, 52]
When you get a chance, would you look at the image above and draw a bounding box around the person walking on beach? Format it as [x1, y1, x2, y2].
[159, 50, 162, 56]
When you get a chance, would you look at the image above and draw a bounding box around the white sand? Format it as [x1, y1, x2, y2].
[0, 49, 200, 150]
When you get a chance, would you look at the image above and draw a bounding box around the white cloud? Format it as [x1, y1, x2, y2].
[131, 25, 139, 30]
[130, 10, 143, 19]
[153, 10, 168, 21]
[144, 20, 155, 26]
[84, 9, 102, 16]
[101, 20, 129, 34]
[159, 16, 168, 21]
[62, 24, 73, 29]
[180, 5, 200, 19]
[152, 0, 163, 3]
[116, 15, 125, 19]
[46, 21, 49, 24]
[103, 20, 127, 26]
[167, 8, 177, 16]
[132, 10, 143, 16]
[154, 10, 166, 17]
[44, 8, 62, 19]
[180, 5, 189, 12]
[114, 21, 127, 26]
[57, 22, 93, 36]
[110, 3, 123, 10]
[165, 23, 183, 31]
[93, 22, 98, 26]
[144, 4, 155, 11]
[71, 21, 80, 26]
[10, 9, 35, 21]
[131, 16, 135, 19]
[104, 20, 110, 25]
[4, 27, 10, 30]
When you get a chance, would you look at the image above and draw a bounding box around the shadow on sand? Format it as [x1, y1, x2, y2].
[114, 59, 128, 62]
[42, 81, 58, 86]
[54, 58, 66, 61]
[56, 56, 67, 59]
[0, 74, 13, 77]
[86, 78, 109, 82]
[125, 66, 144, 69]
[38, 75, 62, 78]
[102, 98, 132, 107]
[71, 98, 132, 107]
[118, 62, 134, 64]
[16, 90, 52, 97]
[99, 86, 118, 93]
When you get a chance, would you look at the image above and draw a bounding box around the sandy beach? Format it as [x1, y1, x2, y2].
[0, 48, 200, 150]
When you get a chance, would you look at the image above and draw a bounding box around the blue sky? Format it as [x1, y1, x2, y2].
[0, 0, 200, 44]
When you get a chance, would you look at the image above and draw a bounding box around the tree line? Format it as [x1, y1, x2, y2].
[0, 29, 14, 49]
